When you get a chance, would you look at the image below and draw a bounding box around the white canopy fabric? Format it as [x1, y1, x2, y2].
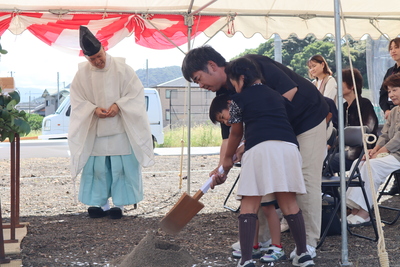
[0, 0, 399, 43]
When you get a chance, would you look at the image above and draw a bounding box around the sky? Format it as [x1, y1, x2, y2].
[0, 29, 267, 101]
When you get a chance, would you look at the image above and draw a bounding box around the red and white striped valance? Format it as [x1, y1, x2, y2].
[0, 12, 220, 55]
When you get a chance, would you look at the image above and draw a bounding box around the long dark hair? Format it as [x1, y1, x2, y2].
[307, 54, 333, 79]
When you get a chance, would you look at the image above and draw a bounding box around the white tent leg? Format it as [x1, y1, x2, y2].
[274, 34, 282, 63]
[334, 0, 351, 265]
[186, 3, 194, 193]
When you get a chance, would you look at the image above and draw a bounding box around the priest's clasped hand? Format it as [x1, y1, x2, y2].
[95, 103, 119, 118]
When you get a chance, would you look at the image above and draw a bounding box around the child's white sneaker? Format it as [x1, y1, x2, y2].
[292, 252, 315, 267]
[260, 245, 287, 263]
[237, 259, 256, 267]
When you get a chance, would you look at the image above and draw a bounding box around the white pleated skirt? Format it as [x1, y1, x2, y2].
[236, 140, 306, 198]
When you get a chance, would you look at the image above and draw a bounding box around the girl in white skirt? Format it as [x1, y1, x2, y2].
[209, 57, 314, 267]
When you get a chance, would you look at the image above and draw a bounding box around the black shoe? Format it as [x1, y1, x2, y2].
[385, 185, 400, 196]
[109, 207, 123, 219]
[88, 207, 109, 218]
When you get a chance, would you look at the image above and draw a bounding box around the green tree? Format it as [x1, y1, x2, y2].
[232, 39, 275, 60]
[26, 113, 44, 131]
[341, 36, 368, 88]
[232, 34, 368, 87]
[281, 34, 317, 66]
[234, 34, 317, 64]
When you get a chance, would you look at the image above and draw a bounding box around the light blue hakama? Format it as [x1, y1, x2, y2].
[79, 152, 142, 206]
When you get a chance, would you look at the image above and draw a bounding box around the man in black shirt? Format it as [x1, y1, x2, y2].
[182, 46, 329, 258]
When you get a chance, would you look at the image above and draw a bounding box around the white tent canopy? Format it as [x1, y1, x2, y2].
[1, 0, 400, 41]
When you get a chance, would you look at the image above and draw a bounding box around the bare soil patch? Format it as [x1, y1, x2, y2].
[1, 155, 400, 266]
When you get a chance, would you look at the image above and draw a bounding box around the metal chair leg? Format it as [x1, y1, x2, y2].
[347, 183, 379, 242]
[223, 174, 241, 213]
[317, 189, 341, 249]
[377, 171, 400, 225]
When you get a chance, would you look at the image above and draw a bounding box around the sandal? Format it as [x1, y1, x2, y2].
[347, 214, 371, 227]
[109, 207, 123, 219]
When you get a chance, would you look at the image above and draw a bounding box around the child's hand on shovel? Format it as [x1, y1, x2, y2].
[210, 166, 226, 189]
[211, 173, 227, 189]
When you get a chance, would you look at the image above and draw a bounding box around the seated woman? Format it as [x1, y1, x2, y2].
[346, 73, 400, 225]
[329, 68, 378, 173]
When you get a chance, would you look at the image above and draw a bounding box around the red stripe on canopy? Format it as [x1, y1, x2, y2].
[0, 12, 220, 54]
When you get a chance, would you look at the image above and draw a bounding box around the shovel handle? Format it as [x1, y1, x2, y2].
[200, 165, 224, 194]
[192, 165, 224, 201]
[192, 189, 204, 201]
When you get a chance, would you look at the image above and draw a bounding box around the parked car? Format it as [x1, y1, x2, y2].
[39, 88, 164, 146]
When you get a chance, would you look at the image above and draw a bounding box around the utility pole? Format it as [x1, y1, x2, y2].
[56, 72, 60, 110]
[146, 59, 149, 88]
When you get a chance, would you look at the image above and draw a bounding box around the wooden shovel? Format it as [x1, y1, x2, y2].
[160, 166, 223, 235]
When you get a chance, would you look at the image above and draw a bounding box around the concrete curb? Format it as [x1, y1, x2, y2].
[2, 136, 38, 142]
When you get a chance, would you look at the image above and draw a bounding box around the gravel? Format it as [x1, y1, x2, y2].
[0, 155, 240, 218]
[1, 154, 400, 267]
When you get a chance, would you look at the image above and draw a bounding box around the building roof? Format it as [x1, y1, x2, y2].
[155, 77, 199, 88]
[42, 88, 70, 98]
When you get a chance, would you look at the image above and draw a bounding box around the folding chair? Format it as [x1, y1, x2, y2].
[318, 126, 379, 249]
[377, 169, 400, 225]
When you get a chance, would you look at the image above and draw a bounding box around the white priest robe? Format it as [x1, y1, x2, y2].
[68, 54, 154, 197]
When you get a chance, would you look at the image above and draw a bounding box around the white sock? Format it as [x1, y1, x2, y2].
[101, 200, 110, 211]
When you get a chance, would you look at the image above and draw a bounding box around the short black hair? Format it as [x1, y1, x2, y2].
[342, 68, 363, 95]
[225, 57, 262, 89]
[181, 45, 227, 82]
[209, 94, 230, 124]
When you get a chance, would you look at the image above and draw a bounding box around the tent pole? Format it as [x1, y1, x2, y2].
[334, 0, 351, 266]
[274, 34, 282, 63]
[186, 13, 194, 194]
[186, 0, 219, 194]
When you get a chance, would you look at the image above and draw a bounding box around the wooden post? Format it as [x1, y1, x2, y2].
[3, 134, 21, 243]
[0, 199, 11, 263]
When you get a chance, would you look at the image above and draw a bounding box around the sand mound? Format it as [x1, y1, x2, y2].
[118, 232, 198, 267]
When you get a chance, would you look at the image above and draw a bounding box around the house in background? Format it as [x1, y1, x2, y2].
[15, 88, 46, 115]
[154, 77, 216, 128]
[42, 88, 70, 116]
[32, 103, 46, 116]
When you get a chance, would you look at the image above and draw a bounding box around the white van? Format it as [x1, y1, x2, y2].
[39, 88, 164, 146]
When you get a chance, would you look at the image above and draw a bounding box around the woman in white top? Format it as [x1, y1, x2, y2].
[308, 54, 338, 106]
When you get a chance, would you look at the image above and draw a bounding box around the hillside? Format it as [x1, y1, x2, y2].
[136, 65, 182, 87]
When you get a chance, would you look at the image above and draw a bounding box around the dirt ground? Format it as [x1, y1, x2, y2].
[1, 155, 400, 267]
